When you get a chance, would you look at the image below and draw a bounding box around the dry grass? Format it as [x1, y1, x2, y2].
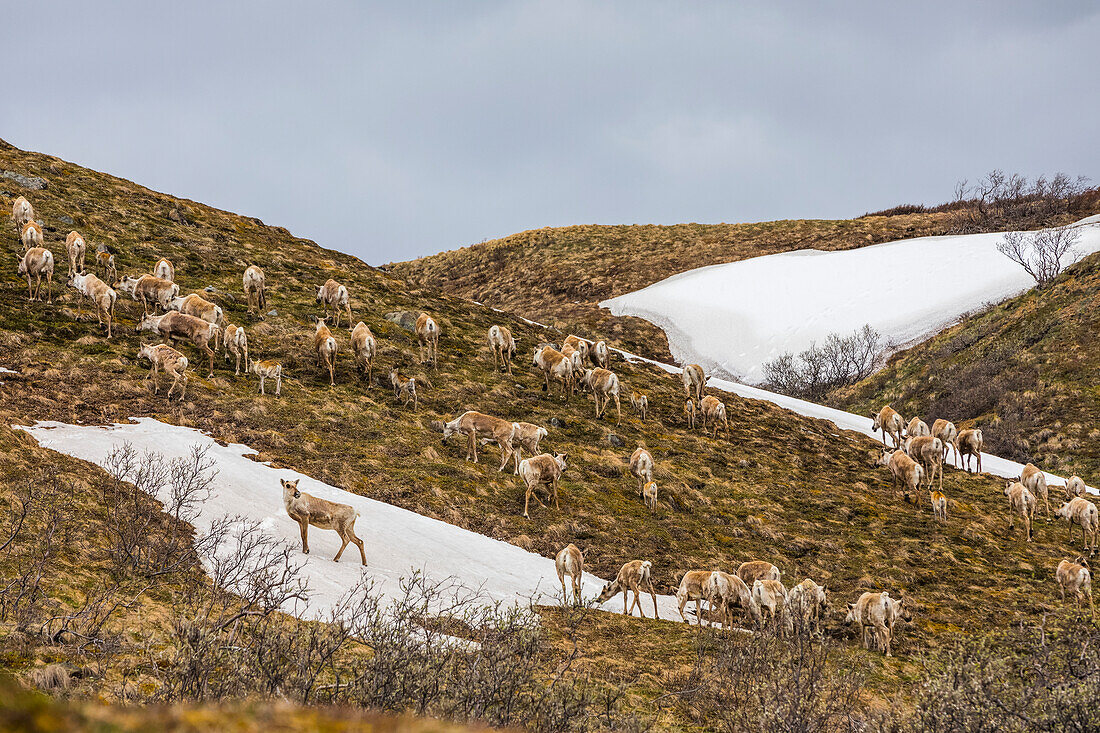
[0, 673, 493, 732]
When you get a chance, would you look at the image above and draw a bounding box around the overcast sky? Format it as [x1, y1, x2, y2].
[3, 2, 1098, 264]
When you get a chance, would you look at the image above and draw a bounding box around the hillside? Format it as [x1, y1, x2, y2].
[390, 215, 960, 360]
[2, 140, 1098, 728]
[835, 244, 1100, 484]
[600, 218, 1100, 384]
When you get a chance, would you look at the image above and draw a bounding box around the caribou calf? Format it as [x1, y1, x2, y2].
[249, 359, 282, 397]
[96, 250, 117, 283]
[555, 544, 584, 605]
[389, 367, 417, 409]
[597, 560, 658, 619]
[137, 344, 190, 400]
[683, 398, 697, 429]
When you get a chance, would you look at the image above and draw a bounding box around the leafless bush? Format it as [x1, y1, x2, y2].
[871, 615, 1100, 732]
[763, 325, 882, 401]
[3, 448, 643, 730]
[140, 510, 642, 730]
[997, 224, 1082, 288]
[666, 621, 864, 732]
[865, 170, 1097, 232]
[334, 577, 644, 732]
[101, 443, 216, 579]
[0, 471, 72, 628]
[950, 170, 1094, 233]
[154, 516, 308, 701]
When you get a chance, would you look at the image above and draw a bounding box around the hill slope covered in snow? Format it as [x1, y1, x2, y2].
[601, 218, 1100, 384]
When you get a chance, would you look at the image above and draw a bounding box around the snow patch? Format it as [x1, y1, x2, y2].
[17, 418, 686, 622]
[602, 218, 1100, 383]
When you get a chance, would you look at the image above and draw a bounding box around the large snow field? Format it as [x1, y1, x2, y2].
[603, 216, 1100, 383]
[18, 419, 685, 623]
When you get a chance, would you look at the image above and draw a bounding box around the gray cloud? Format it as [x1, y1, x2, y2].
[4, 1, 1097, 263]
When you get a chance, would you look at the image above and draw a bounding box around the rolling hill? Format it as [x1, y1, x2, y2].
[2, 139, 1097, 728]
[389, 215, 961, 360]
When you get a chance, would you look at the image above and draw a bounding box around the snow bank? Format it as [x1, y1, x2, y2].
[603, 217, 1100, 383]
[18, 419, 685, 622]
[617, 349, 1096, 495]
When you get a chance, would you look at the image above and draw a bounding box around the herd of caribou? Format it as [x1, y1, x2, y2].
[10, 193, 1095, 656]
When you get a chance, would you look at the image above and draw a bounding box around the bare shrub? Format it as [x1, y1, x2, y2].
[871, 615, 1100, 732]
[2, 448, 643, 730]
[666, 621, 864, 732]
[0, 471, 72, 629]
[155, 516, 308, 701]
[950, 170, 1095, 233]
[997, 225, 1082, 288]
[763, 325, 881, 401]
[151, 561, 644, 731]
[101, 443, 217, 579]
[865, 170, 1098, 233]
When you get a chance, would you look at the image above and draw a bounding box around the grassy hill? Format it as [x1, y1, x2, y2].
[834, 245, 1100, 485]
[1, 140, 1097, 728]
[389, 215, 960, 360]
